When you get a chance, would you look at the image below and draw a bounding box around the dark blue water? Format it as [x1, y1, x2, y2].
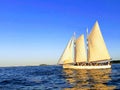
[0, 64, 119, 90]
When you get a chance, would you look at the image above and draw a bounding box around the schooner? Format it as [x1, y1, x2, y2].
[58, 21, 111, 69]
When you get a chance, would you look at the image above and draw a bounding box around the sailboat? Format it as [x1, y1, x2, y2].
[58, 21, 111, 69]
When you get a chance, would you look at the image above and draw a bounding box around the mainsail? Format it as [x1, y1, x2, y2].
[88, 21, 111, 62]
[75, 35, 87, 62]
[58, 36, 75, 64]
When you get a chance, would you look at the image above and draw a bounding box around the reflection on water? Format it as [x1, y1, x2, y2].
[63, 69, 116, 90]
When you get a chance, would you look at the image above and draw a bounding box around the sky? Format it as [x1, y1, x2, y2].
[0, 0, 120, 66]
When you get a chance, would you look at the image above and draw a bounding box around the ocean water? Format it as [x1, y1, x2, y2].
[0, 64, 120, 90]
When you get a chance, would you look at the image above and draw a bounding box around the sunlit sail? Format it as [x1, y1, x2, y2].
[58, 36, 75, 64]
[75, 34, 87, 63]
[88, 21, 111, 62]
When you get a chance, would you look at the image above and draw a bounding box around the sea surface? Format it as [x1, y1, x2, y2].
[0, 64, 120, 90]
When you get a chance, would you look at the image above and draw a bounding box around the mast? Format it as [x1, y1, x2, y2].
[86, 28, 89, 63]
[73, 32, 76, 63]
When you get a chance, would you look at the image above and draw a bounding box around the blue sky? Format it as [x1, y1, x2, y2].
[0, 0, 120, 66]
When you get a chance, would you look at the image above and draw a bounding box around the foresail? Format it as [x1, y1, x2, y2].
[75, 35, 87, 62]
[58, 36, 75, 64]
[88, 21, 111, 62]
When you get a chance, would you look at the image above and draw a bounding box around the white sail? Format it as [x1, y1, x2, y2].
[75, 35, 87, 62]
[58, 36, 75, 64]
[88, 21, 111, 62]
